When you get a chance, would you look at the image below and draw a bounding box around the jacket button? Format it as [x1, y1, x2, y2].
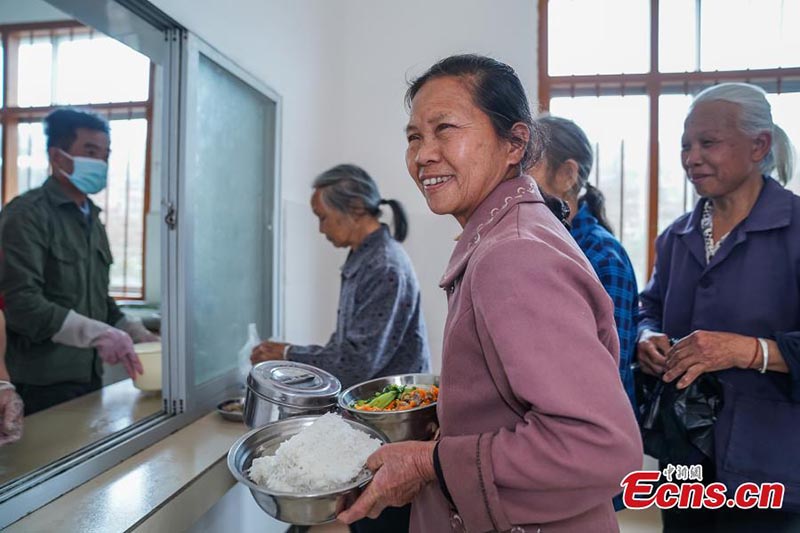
[450, 513, 465, 532]
[510, 527, 526, 533]
[698, 277, 711, 289]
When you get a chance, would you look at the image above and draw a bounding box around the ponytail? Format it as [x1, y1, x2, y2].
[772, 124, 796, 185]
[379, 198, 409, 242]
[579, 183, 614, 235]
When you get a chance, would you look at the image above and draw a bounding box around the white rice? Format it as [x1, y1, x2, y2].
[248, 413, 382, 493]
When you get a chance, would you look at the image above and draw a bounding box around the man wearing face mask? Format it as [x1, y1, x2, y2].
[0, 108, 156, 414]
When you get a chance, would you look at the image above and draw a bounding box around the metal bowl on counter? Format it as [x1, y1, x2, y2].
[216, 397, 245, 422]
[227, 415, 388, 525]
[244, 361, 341, 429]
[338, 373, 439, 442]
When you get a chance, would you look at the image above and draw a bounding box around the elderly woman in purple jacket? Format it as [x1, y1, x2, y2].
[338, 55, 642, 533]
[637, 83, 800, 531]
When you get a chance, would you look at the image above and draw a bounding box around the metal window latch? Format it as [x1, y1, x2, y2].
[162, 200, 177, 230]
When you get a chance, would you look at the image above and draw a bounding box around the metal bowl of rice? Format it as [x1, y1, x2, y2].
[338, 373, 440, 443]
[227, 414, 388, 525]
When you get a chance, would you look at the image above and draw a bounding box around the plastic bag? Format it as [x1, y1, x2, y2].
[237, 323, 261, 384]
[639, 372, 722, 464]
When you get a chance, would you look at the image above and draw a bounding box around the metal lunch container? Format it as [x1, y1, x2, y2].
[244, 361, 342, 429]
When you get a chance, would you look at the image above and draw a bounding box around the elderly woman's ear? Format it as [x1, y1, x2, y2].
[751, 131, 772, 163]
[509, 122, 531, 165]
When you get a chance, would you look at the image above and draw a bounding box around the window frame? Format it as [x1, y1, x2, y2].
[0, 0, 283, 524]
[0, 19, 154, 299]
[537, 0, 800, 274]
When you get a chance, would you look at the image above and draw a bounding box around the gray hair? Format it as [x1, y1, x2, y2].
[312, 163, 408, 241]
[690, 82, 796, 184]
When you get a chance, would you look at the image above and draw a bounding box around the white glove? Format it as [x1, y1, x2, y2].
[52, 310, 144, 379]
[115, 315, 160, 344]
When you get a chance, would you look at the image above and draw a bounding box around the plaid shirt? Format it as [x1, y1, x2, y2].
[570, 203, 638, 412]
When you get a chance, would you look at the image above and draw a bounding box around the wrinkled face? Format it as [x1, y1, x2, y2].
[405, 76, 522, 226]
[681, 101, 769, 199]
[310, 188, 358, 248]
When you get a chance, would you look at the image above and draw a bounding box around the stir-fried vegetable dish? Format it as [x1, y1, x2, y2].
[352, 384, 439, 412]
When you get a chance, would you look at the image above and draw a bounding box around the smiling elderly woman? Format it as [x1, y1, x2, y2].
[337, 55, 642, 533]
[637, 83, 800, 532]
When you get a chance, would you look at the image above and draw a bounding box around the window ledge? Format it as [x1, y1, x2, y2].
[6, 412, 249, 532]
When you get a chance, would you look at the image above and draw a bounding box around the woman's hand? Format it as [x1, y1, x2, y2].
[250, 341, 289, 364]
[338, 440, 436, 524]
[663, 330, 754, 388]
[636, 330, 671, 376]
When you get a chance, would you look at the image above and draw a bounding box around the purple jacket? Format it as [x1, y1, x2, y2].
[639, 176, 800, 508]
[410, 177, 642, 533]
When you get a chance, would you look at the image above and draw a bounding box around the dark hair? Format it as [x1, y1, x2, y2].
[406, 54, 542, 170]
[406, 54, 568, 228]
[313, 163, 409, 242]
[44, 108, 110, 151]
[536, 115, 614, 234]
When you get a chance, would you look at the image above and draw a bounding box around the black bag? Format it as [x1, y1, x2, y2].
[635, 367, 723, 464]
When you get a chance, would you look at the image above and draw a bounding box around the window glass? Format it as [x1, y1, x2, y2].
[189, 54, 275, 385]
[700, 0, 800, 71]
[550, 95, 650, 288]
[55, 35, 150, 104]
[548, 0, 649, 76]
[16, 33, 149, 108]
[659, 0, 697, 72]
[658, 94, 694, 234]
[17, 39, 52, 107]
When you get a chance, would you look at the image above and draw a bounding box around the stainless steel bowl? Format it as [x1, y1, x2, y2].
[216, 397, 245, 422]
[227, 415, 388, 525]
[338, 373, 439, 442]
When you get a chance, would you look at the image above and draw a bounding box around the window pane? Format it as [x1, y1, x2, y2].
[658, 95, 695, 234]
[16, 33, 149, 107]
[659, 0, 697, 72]
[56, 36, 150, 104]
[549, 95, 650, 288]
[548, 0, 649, 76]
[17, 40, 53, 107]
[92, 119, 148, 298]
[189, 54, 275, 385]
[17, 122, 49, 194]
[701, 0, 800, 70]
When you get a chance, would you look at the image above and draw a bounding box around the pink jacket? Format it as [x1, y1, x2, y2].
[410, 177, 642, 533]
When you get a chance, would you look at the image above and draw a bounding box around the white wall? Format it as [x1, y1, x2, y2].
[147, 0, 538, 371]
